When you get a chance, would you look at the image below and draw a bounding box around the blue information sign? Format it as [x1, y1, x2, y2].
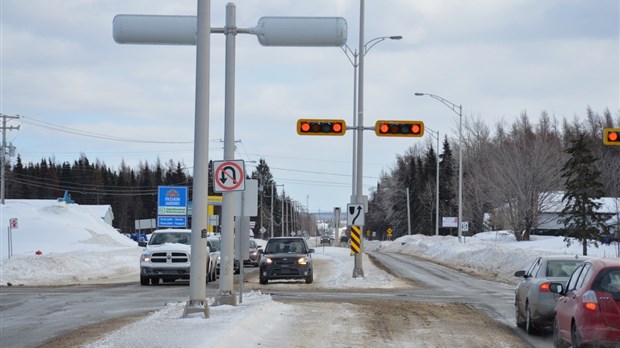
[157, 216, 188, 228]
[157, 186, 188, 228]
[157, 186, 188, 216]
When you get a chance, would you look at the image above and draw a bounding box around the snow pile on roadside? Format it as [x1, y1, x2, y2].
[87, 291, 292, 348]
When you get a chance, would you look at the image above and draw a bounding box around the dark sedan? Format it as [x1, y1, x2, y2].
[259, 237, 314, 284]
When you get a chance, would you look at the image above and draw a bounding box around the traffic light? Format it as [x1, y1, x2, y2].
[297, 119, 346, 136]
[375, 120, 424, 137]
[604, 128, 620, 146]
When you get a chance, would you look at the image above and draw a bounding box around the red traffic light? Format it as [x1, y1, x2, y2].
[604, 128, 620, 146]
[375, 120, 424, 137]
[297, 119, 346, 136]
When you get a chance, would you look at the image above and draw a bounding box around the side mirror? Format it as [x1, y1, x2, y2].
[549, 283, 564, 294]
[138, 241, 147, 247]
[308, 248, 315, 254]
[514, 270, 526, 277]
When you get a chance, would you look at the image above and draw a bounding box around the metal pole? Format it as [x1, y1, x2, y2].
[406, 187, 412, 236]
[215, 2, 237, 306]
[270, 182, 274, 239]
[281, 191, 284, 237]
[1, 115, 6, 205]
[458, 104, 463, 243]
[185, 0, 211, 318]
[435, 131, 440, 236]
[351, 50, 358, 197]
[353, 0, 365, 278]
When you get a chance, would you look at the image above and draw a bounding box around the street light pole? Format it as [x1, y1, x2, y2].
[342, 35, 402, 200]
[415, 92, 463, 242]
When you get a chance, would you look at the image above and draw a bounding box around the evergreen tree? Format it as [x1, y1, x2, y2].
[560, 132, 607, 255]
[252, 158, 276, 236]
[439, 136, 456, 235]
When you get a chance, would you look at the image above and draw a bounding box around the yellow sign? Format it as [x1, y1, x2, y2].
[387, 227, 393, 237]
[350, 226, 361, 254]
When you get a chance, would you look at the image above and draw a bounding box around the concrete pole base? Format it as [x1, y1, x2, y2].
[183, 299, 209, 318]
[213, 291, 238, 306]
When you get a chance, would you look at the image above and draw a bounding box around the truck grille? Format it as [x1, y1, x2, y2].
[151, 251, 189, 263]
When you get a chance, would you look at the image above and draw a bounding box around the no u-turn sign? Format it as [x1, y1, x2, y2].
[213, 160, 246, 192]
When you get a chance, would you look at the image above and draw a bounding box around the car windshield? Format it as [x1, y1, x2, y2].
[546, 260, 582, 277]
[149, 233, 191, 245]
[208, 239, 221, 251]
[249, 240, 256, 249]
[265, 240, 306, 254]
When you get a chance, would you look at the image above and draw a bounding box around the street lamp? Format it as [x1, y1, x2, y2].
[342, 35, 402, 198]
[415, 92, 463, 243]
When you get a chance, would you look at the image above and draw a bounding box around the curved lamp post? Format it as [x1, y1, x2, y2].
[342, 35, 402, 197]
[415, 93, 463, 243]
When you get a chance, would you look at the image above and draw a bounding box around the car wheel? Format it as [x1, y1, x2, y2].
[571, 321, 582, 348]
[305, 270, 313, 284]
[259, 274, 268, 285]
[552, 317, 564, 348]
[525, 304, 536, 334]
[151, 277, 160, 285]
[515, 301, 525, 328]
[140, 275, 150, 286]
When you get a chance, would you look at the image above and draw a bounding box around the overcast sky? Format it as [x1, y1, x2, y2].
[1, 0, 618, 215]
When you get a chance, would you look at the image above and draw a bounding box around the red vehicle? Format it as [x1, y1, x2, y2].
[550, 258, 620, 348]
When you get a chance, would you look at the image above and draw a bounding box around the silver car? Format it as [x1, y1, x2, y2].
[514, 255, 588, 333]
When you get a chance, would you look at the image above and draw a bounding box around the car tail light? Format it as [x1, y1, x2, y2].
[582, 290, 599, 311]
[539, 282, 551, 292]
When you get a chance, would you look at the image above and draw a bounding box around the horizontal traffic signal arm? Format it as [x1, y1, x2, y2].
[374, 120, 425, 137]
[297, 119, 347, 136]
[603, 128, 620, 146]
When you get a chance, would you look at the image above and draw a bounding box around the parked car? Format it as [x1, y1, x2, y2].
[139, 229, 212, 285]
[245, 239, 262, 267]
[514, 255, 588, 333]
[206, 237, 220, 282]
[550, 258, 620, 347]
[259, 237, 314, 284]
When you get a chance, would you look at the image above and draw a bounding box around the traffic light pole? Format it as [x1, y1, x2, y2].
[352, 0, 365, 278]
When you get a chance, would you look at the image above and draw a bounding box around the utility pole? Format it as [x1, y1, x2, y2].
[1, 114, 20, 205]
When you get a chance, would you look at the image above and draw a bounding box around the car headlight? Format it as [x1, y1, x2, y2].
[250, 251, 257, 256]
[140, 254, 151, 262]
[216, 256, 221, 264]
[297, 257, 309, 265]
[264, 258, 273, 265]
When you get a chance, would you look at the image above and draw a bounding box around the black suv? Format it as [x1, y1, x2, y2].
[259, 237, 314, 284]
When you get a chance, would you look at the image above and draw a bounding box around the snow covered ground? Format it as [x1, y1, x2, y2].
[1, 200, 618, 346]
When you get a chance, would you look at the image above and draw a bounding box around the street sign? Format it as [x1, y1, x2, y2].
[157, 186, 188, 215]
[213, 160, 245, 192]
[442, 217, 458, 228]
[347, 203, 364, 226]
[157, 216, 188, 228]
[461, 222, 469, 232]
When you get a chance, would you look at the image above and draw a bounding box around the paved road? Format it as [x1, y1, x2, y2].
[367, 251, 552, 348]
[0, 252, 552, 347]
